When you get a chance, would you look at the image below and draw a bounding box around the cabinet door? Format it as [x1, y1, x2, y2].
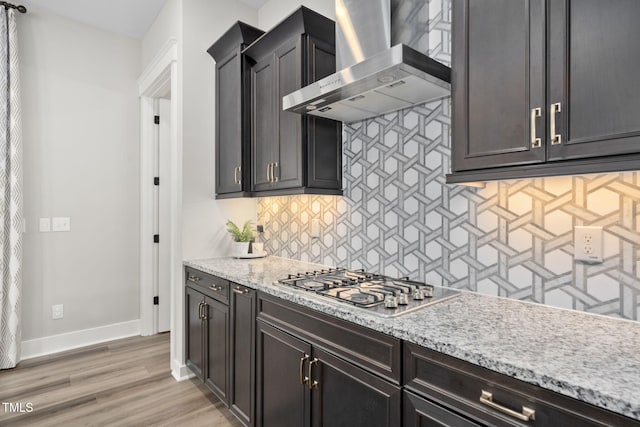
[204, 296, 229, 404]
[452, 0, 545, 171]
[311, 347, 401, 427]
[548, 0, 640, 161]
[252, 55, 276, 192]
[274, 37, 303, 189]
[403, 391, 480, 427]
[216, 49, 243, 195]
[256, 320, 311, 427]
[305, 36, 341, 190]
[185, 286, 205, 380]
[230, 285, 256, 426]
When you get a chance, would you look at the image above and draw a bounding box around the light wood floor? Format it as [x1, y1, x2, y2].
[0, 333, 241, 426]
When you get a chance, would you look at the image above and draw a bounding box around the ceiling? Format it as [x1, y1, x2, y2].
[21, 0, 268, 39]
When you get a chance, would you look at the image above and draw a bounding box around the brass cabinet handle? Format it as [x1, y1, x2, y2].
[273, 162, 279, 182]
[266, 163, 271, 182]
[550, 102, 562, 145]
[198, 301, 208, 320]
[234, 166, 241, 184]
[201, 302, 209, 321]
[209, 285, 223, 292]
[530, 107, 541, 148]
[233, 286, 249, 295]
[189, 275, 201, 282]
[308, 358, 319, 389]
[299, 354, 310, 385]
[479, 390, 535, 422]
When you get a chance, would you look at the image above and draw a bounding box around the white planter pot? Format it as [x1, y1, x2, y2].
[232, 241, 250, 257]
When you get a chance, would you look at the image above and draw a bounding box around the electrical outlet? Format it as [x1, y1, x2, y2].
[574, 226, 603, 263]
[52, 304, 64, 320]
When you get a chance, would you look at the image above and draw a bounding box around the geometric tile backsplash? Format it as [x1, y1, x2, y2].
[258, 0, 640, 321]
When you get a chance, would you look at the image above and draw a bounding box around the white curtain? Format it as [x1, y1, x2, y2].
[0, 7, 23, 370]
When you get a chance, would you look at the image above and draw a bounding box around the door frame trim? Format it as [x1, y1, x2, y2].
[138, 38, 185, 380]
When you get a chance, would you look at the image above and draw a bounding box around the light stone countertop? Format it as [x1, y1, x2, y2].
[184, 256, 640, 421]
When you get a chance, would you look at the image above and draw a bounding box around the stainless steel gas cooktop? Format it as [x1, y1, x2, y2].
[276, 268, 459, 317]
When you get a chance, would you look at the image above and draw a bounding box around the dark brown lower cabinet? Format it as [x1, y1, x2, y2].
[403, 390, 480, 427]
[185, 286, 205, 379]
[404, 342, 640, 427]
[256, 319, 401, 427]
[204, 297, 229, 403]
[311, 347, 401, 427]
[184, 283, 229, 404]
[229, 284, 257, 427]
[256, 320, 311, 427]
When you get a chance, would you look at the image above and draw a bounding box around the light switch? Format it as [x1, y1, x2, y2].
[52, 217, 71, 232]
[39, 218, 51, 232]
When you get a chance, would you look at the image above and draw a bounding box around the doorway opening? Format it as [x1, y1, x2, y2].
[138, 38, 187, 380]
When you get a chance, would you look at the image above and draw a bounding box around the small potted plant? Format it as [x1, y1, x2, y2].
[226, 219, 254, 257]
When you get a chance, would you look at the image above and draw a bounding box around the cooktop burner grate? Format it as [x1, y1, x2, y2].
[276, 268, 459, 317]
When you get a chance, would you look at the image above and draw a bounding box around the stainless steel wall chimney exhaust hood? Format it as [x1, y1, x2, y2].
[282, 0, 451, 123]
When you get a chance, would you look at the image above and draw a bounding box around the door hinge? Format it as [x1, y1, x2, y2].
[154, 177, 160, 186]
[154, 115, 160, 125]
[153, 296, 159, 305]
[153, 234, 159, 243]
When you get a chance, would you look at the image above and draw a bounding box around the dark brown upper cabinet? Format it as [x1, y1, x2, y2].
[208, 22, 264, 199]
[243, 7, 343, 197]
[448, 0, 640, 184]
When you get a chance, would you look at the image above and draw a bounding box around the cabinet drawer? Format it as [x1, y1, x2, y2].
[185, 267, 229, 304]
[404, 343, 640, 427]
[403, 390, 480, 427]
[257, 292, 401, 384]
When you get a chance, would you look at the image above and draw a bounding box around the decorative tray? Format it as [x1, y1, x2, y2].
[235, 252, 268, 259]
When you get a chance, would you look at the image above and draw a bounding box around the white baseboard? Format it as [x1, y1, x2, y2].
[171, 359, 195, 382]
[20, 319, 141, 360]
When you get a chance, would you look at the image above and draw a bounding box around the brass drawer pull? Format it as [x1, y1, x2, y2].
[308, 358, 319, 389]
[480, 390, 535, 422]
[299, 354, 310, 385]
[209, 285, 223, 292]
[530, 107, 541, 148]
[550, 102, 562, 145]
[189, 275, 201, 282]
[233, 286, 250, 295]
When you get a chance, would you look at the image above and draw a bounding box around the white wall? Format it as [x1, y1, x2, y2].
[181, 0, 258, 261]
[141, 0, 181, 71]
[20, 7, 141, 341]
[258, 0, 334, 29]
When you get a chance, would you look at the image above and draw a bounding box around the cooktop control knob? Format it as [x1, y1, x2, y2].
[397, 293, 409, 305]
[384, 295, 398, 308]
[413, 289, 425, 300]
